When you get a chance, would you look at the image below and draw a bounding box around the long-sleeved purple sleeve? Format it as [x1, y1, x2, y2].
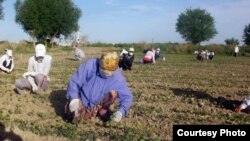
[66, 58, 95, 100]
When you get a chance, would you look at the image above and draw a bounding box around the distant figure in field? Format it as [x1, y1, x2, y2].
[235, 96, 250, 113]
[208, 51, 215, 60]
[233, 45, 239, 57]
[0, 49, 14, 73]
[155, 48, 165, 61]
[72, 42, 85, 61]
[142, 48, 155, 64]
[196, 50, 206, 61]
[15, 44, 52, 94]
[205, 50, 209, 60]
[119, 47, 135, 71]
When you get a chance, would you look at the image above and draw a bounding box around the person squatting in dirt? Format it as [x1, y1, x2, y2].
[155, 48, 165, 61]
[72, 42, 85, 61]
[142, 48, 155, 64]
[14, 44, 52, 94]
[0, 49, 14, 73]
[196, 49, 206, 61]
[119, 47, 135, 71]
[65, 51, 133, 124]
[196, 49, 215, 61]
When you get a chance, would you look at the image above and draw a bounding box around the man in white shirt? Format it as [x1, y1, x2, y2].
[15, 44, 52, 94]
[234, 45, 239, 57]
[0, 49, 14, 73]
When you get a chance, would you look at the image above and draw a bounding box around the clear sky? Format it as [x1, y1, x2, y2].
[0, 0, 250, 44]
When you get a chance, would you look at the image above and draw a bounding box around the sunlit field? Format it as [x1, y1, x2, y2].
[0, 47, 250, 140]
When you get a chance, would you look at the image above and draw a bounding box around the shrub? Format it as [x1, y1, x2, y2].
[206, 44, 225, 55]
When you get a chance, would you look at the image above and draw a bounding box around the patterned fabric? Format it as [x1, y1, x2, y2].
[99, 51, 119, 71]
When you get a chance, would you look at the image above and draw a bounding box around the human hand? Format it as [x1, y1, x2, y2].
[234, 106, 242, 112]
[98, 108, 108, 116]
[32, 85, 38, 92]
[113, 111, 123, 122]
[23, 72, 36, 78]
[69, 99, 80, 113]
[22, 72, 31, 78]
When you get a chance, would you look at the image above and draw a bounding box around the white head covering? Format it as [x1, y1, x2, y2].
[6, 50, 13, 57]
[129, 47, 134, 52]
[35, 44, 46, 57]
[120, 49, 128, 56]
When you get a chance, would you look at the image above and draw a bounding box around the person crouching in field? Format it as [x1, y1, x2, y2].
[142, 48, 155, 64]
[235, 96, 250, 113]
[155, 48, 165, 61]
[196, 49, 206, 61]
[14, 44, 52, 94]
[208, 51, 215, 60]
[0, 49, 14, 73]
[119, 47, 135, 71]
[72, 42, 85, 61]
[65, 51, 133, 124]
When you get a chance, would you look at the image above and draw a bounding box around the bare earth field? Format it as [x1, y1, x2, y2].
[0, 47, 250, 141]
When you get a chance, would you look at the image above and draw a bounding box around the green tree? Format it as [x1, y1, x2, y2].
[176, 8, 217, 44]
[15, 0, 81, 47]
[225, 38, 239, 45]
[0, 0, 4, 20]
[243, 23, 250, 45]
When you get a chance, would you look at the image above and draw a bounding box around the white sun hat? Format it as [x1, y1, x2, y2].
[35, 44, 46, 57]
[6, 50, 13, 57]
[129, 47, 135, 52]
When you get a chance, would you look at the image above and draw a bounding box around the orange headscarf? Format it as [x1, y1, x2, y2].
[99, 51, 119, 71]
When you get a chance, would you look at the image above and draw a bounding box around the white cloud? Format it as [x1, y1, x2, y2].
[128, 4, 163, 13]
[104, 0, 118, 6]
